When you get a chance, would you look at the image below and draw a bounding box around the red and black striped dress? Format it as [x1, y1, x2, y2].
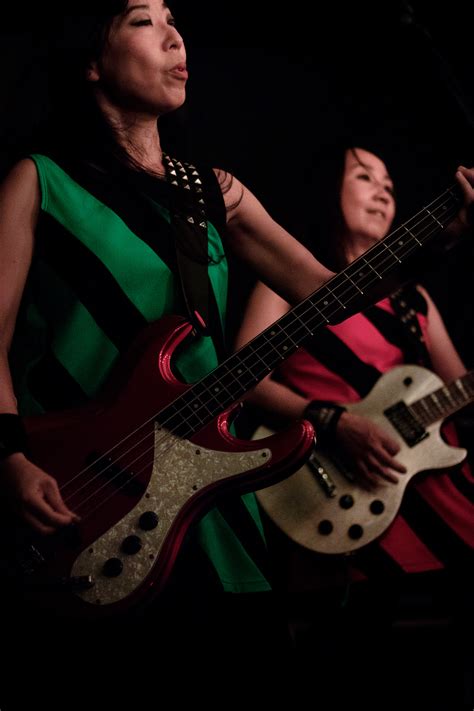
[275, 287, 474, 580]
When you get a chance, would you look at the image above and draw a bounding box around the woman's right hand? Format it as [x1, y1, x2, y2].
[0, 453, 80, 534]
[335, 411, 407, 488]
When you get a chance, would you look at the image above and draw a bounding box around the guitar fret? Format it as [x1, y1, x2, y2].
[216, 365, 246, 399]
[426, 208, 444, 229]
[306, 298, 330, 325]
[244, 343, 277, 378]
[292, 312, 315, 336]
[316, 296, 334, 322]
[360, 257, 382, 280]
[346, 274, 364, 294]
[324, 284, 347, 310]
[217, 356, 255, 392]
[429, 392, 445, 418]
[382, 242, 402, 264]
[187, 384, 217, 415]
[441, 386, 457, 410]
[419, 398, 432, 421]
[403, 224, 422, 246]
[436, 388, 454, 413]
[280, 319, 313, 344]
[455, 378, 469, 401]
[265, 326, 299, 358]
[205, 374, 235, 405]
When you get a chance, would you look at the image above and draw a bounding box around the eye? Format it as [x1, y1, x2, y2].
[131, 19, 152, 26]
[168, 16, 177, 27]
[356, 172, 371, 181]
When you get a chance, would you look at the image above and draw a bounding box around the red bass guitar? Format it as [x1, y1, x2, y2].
[3, 183, 461, 617]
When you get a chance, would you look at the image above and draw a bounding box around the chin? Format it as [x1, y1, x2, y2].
[159, 95, 186, 115]
[368, 227, 389, 243]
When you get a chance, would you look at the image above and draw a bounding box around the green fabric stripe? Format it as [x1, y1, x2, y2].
[174, 335, 218, 383]
[35, 260, 119, 396]
[51, 306, 119, 399]
[31, 155, 177, 322]
[242, 492, 267, 541]
[197, 508, 271, 592]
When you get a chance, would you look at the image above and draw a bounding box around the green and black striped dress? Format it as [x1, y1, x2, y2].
[11, 153, 272, 593]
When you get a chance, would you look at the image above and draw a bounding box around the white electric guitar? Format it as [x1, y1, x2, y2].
[255, 364, 473, 554]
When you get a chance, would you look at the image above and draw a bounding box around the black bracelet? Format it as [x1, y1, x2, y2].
[303, 400, 347, 443]
[0, 414, 28, 463]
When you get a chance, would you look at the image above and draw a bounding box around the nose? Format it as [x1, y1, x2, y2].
[374, 192, 390, 206]
[164, 25, 184, 52]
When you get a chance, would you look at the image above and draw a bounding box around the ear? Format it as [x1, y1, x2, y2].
[86, 60, 100, 83]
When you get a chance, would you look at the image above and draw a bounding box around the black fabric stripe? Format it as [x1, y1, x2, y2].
[364, 305, 416, 352]
[400, 484, 473, 565]
[37, 213, 148, 351]
[55, 158, 226, 356]
[55, 158, 179, 272]
[364, 306, 428, 367]
[303, 328, 382, 398]
[217, 497, 272, 584]
[449, 466, 474, 504]
[352, 540, 406, 578]
[168, 532, 225, 594]
[27, 350, 89, 411]
[54, 157, 226, 279]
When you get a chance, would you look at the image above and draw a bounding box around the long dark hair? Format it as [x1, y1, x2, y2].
[6, 1, 186, 172]
[302, 140, 396, 272]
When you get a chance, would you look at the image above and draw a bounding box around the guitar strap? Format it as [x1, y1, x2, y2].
[163, 154, 226, 360]
[389, 285, 432, 367]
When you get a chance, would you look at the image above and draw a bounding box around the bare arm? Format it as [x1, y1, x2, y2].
[417, 285, 467, 382]
[0, 160, 78, 533]
[215, 170, 334, 304]
[0, 161, 38, 413]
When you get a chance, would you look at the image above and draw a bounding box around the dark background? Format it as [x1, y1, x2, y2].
[1, 0, 473, 363]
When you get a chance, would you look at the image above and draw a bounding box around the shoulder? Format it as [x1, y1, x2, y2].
[2, 158, 39, 189]
[0, 159, 40, 225]
[414, 284, 433, 312]
[254, 279, 290, 310]
[212, 168, 245, 217]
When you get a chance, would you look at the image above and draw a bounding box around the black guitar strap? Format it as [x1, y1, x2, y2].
[163, 154, 226, 360]
[389, 285, 432, 367]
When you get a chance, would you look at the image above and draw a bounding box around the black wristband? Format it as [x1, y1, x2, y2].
[303, 400, 347, 443]
[0, 414, 28, 463]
